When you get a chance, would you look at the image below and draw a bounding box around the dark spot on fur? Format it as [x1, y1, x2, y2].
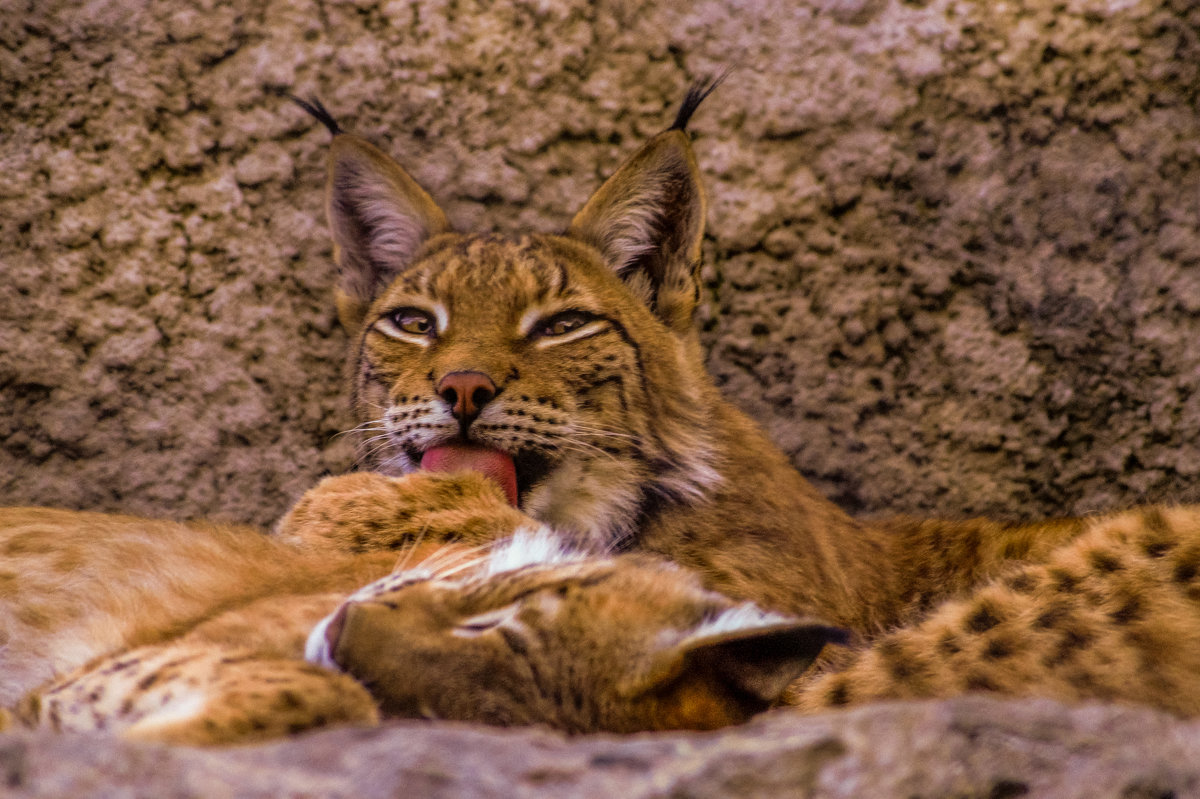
[1049, 568, 1081, 592]
[1003, 572, 1038, 594]
[1045, 626, 1094, 667]
[983, 636, 1017, 660]
[1088, 549, 1123, 573]
[824, 679, 851, 706]
[101, 657, 141, 675]
[1068, 669, 1099, 692]
[280, 691, 303, 710]
[1034, 603, 1071, 629]
[137, 673, 161, 691]
[964, 671, 1000, 692]
[1141, 537, 1174, 559]
[962, 528, 981, 559]
[878, 639, 914, 680]
[1173, 553, 1200, 584]
[1110, 596, 1143, 624]
[965, 603, 1002, 634]
[1061, 627, 1093, 650]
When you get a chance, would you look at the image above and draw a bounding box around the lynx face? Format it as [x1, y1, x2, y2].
[306, 530, 845, 733]
[348, 233, 716, 549]
[316, 88, 724, 549]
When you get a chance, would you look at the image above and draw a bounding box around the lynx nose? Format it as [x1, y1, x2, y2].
[436, 371, 497, 422]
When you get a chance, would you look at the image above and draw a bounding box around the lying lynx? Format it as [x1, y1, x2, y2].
[315, 504, 1200, 726]
[8, 502, 1200, 742]
[1, 489, 852, 742]
[6, 82, 1200, 744]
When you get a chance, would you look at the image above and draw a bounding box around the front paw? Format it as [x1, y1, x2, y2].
[275, 471, 534, 552]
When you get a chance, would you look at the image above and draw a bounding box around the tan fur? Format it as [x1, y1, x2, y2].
[0, 475, 512, 745]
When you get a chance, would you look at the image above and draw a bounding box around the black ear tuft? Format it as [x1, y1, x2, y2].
[669, 70, 731, 132]
[289, 95, 343, 136]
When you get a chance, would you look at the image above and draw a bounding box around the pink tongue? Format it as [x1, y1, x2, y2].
[420, 444, 519, 507]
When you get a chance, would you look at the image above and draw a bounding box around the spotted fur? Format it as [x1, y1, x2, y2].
[309, 505, 1200, 731]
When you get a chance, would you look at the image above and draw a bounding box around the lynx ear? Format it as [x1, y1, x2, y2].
[624, 615, 850, 729]
[325, 135, 451, 333]
[568, 127, 706, 333]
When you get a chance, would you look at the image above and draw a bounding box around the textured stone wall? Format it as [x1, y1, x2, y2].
[3, 0, 1199, 532]
[5, 1, 1200, 794]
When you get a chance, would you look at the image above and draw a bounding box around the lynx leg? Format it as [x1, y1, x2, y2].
[28, 645, 379, 746]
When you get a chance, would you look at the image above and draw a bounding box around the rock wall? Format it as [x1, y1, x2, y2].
[4, 0, 1198, 526]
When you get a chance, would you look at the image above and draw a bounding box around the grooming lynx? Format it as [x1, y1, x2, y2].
[292, 83, 1091, 636]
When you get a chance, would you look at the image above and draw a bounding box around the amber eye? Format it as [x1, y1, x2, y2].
[536, 311, 597, 338]
[386, 307, 436, 337]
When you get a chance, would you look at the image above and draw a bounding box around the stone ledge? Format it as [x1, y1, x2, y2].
[4, 697, 1197, 798]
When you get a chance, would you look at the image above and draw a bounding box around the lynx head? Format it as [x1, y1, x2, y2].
[306, 531, 847, 733]
[304, 83, 726, 549]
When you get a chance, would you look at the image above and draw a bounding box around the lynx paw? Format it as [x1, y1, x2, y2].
[29, 646, 380, 746]
[276, 471, 534, 553]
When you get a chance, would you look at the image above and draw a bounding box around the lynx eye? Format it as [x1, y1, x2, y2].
[534, 311, 599, 339]
[452, 603, 522, 638]
[379, 307, 437, 339]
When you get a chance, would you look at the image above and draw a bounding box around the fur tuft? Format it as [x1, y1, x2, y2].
[289, 95, 343, 136]
[669, 70, 731, 132]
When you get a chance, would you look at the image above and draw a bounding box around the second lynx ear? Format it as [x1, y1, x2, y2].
[622, 617, 850, 728]
[325, 135, 451, 332]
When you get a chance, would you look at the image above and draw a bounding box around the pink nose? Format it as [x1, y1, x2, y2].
[436, 371, 497, 421]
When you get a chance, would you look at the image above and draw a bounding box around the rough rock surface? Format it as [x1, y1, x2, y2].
[5, 698, 1200, 798]
[4, 0, 1200, 794]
